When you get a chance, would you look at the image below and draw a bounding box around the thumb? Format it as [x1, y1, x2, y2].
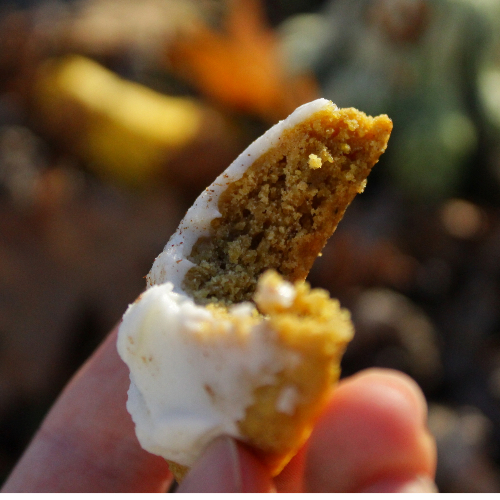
[177, 436, 274, 493]
[304, 369, 437, 492]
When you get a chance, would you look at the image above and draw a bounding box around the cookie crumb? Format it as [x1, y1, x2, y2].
[308, 153, 322, 169]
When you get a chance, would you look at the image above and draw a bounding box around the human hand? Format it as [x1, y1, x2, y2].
[178, 370, 438, 493]
[1, 326, 437, 493]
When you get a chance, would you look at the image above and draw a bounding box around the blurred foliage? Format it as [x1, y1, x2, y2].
[279, 0, 500, 202]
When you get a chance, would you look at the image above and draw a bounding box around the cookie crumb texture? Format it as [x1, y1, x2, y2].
[241, 270, 354, 474]
[183, 107, 392, 304]
[163, 270, 354, 480]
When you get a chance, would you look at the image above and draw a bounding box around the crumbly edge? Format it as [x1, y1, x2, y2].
[182, 107, 392, 305]
[168, 270, 354, 481]
[237, 271, 353, 475]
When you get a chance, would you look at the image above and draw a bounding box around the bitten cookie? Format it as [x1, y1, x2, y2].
[117, 98, 392, 480]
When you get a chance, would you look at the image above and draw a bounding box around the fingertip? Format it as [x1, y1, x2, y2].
[177, 437, 273, 493]
[339, 368, 431, 428]
[304, 368, 437, 492]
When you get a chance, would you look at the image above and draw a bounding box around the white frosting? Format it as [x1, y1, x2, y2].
[117, 282, 300, 467]
[276, 385, 301, 415]
[147, 98, 337, 291]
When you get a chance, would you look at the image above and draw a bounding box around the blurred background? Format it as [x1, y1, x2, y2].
[1, 0, 500, 492]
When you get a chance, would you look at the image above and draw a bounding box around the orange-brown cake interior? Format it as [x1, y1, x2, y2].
[183, 107, 392, 304]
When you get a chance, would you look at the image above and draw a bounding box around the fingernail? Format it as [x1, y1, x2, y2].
[361, 475, 438, 493]
[177, 436, 242, 493]
[397, 476, 439, 493]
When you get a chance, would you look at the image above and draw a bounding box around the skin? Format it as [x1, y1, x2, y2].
[1, 326, 437, 493]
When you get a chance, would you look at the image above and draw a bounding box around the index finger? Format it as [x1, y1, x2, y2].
[2, 327, 172, 493]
